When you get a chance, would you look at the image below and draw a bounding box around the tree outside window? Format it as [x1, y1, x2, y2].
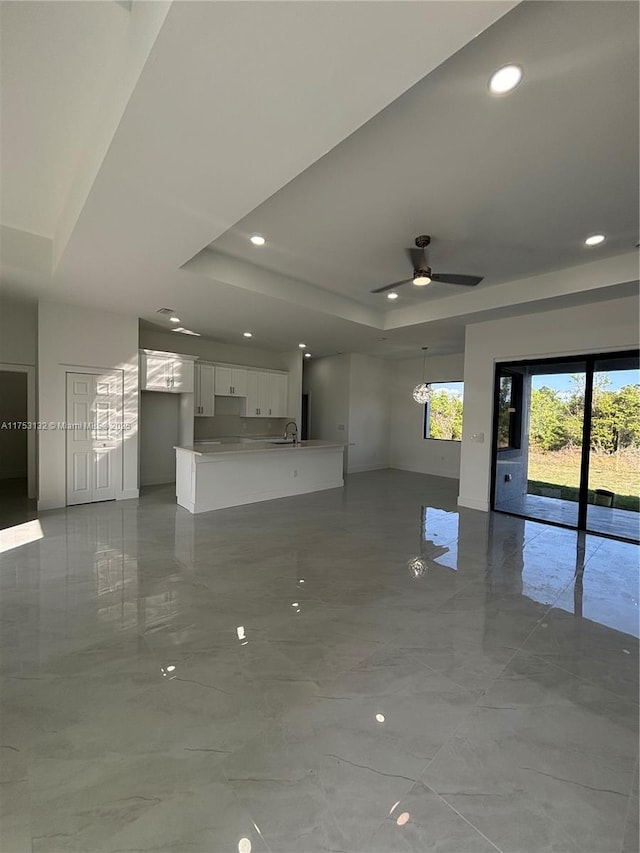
[424, 382, 463, 441]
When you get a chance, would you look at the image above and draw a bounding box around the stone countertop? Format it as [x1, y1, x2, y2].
[175, 440, 346, 456]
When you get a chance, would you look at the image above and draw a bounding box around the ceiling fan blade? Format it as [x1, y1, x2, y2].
[431, 273, 483, 287]
[371, 279, 410, 294]
[406, 247, 426, 269]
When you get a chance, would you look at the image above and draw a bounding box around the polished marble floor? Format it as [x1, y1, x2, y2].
[496, 492, 640, 542]
[1, 470, 638, 853]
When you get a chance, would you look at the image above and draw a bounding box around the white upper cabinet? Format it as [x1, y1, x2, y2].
[140, 351, 194, 393]
[214, 366, 247, 397]
[195, 363, 215, 417]
[269, 372, 288, 417]
[245, 370, 288, 417]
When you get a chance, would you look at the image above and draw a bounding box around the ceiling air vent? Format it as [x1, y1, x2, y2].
[156, 307, 174, 315]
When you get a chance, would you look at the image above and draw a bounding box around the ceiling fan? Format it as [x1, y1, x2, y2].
[371, 235, 483, 294]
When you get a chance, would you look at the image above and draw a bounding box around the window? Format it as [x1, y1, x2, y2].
[496, 370, 523, 451]
[423, 382, 464, 441]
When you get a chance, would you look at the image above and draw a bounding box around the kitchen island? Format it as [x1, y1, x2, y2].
[174, 441, 345, 513]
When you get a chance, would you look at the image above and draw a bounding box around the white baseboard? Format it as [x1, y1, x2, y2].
[117, 488, 140, 500]
[347, 464, 389, 474]
[390, 464, 460, 480]
[457, 495, 489, 512]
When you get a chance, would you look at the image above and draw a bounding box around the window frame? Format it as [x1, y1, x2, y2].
[422, 380, 464, 442]
[496, 369, 523, 453]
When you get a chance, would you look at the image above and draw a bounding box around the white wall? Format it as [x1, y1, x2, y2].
[0, 292, 37, 365]
[281, 349, 303, 428]
[389, 353, 464, 479]
[139, 328, 288, 370]
[305, 352, 390, 474]
[38, 300, 139, 509]
[140, 391, 179, 486]
[347, 353, 390, 473]
[459, 294, 640, 512]
[0, 371, 28, 478]
[305, 354, 351, 469]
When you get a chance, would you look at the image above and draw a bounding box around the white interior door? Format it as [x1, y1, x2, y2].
[66, 372, 122, 505]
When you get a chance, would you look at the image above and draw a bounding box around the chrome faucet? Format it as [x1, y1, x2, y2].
[283, 421, 298, 444]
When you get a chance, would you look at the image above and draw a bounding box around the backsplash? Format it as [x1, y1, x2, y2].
[194, 415, 289, 440]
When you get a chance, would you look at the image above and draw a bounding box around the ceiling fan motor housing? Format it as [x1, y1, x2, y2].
[413, 265, 432, 278]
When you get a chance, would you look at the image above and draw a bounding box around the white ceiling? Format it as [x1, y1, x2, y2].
[207, 0, 639, 308]
[0, 1, 130, 236]
[0, 0, 638, 359]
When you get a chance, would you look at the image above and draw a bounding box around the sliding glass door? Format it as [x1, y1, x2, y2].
[585, 354, 640, 541]
[491, 350, 639, 543]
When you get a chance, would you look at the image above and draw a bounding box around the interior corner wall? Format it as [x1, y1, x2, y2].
[305, 354, 351, 470]
[281, 349, 303, 428]
[0, 292, 37, 366]
[347, 353, 390, 473]
[458, 293, 640, 513]
[38, 300, 139, 510]
[389, 352, 464, 479]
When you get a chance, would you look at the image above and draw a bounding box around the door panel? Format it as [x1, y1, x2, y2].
[246, 370, 260, 416]
[142, 354, 171, 391]
[586, 355, 640, 541]
[215, 366, 233, 396]
[72, 452, 90, 496]
[66, 371, 122, 505]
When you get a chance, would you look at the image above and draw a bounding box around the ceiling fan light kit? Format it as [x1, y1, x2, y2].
[372, 235, 483, 295]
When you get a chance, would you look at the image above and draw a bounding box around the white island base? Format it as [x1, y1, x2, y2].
[175, 441, 345, 513]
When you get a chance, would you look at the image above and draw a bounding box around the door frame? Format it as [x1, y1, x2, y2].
[0, 363, 37, 499]
[490, 348, 640, 543]
[65, 368, 124, 506]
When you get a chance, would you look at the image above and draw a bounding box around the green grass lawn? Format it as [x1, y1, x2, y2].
[528, 449, 640, 512]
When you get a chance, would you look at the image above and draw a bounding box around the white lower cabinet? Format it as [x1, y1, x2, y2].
[195, 363, 215, 417]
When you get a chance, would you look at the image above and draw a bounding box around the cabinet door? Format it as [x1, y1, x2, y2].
[201, 364, 215, 416]
[141, 353, 172, 391]
[257, 372, 270, 417]
[214, 366, 233, 396]
[195, 364, 214, 416]
[269, 373, 288, 417]
[171, 358, 194, 393]
[231, 368, 247, 397]
[246, 370, 260, 417]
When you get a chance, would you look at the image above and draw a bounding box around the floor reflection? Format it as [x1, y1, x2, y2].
[0, 471, 637, 853]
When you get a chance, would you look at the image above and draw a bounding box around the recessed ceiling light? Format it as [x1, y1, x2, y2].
[387, 292, 399, 300]
[298, 343, 306, 349]
[169, 316, 180, 323]
[304, 353, 312, 358]
[250, 235, 266, 246]
[489, 64, 523, 95]
[243, 331, 253, 338]
[585, 233, 606, 247]
[412, 272, 431, 286]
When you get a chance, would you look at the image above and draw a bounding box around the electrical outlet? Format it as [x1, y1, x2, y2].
[293, 469, 298, 478]
[337, 424, 345, 431]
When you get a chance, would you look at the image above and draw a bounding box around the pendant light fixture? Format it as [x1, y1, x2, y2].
[412, 347, 431, 404]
